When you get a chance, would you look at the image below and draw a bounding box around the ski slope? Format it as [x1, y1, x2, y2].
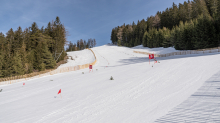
[58, 49, 96, 69]
[1, 45, 220, 123]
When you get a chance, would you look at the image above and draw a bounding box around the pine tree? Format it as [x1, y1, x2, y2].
[172, 2, 179, 26]
[134, 38, 138, 46]
[186, 0, 193, 21]
[93, 39, 97, 47]
[20, 41, 28, 73]
[27, 50, 34, 73]
[13, 26, 23, 54]
[0, 50, 4, 77]
[6, 28, 14, 57]
[0, 32, 5, 51]
[117, 39, 121, 46]
[30, 22, 39, 35]
[2, 53, 13, 77]
[41, 41, 56, 69]
[205, 0, 218, 18]
[11, 52, 25, 76]
[142, 31, 148, 47]
[152, 14, 161, 30]
[23, 28, 31, 51]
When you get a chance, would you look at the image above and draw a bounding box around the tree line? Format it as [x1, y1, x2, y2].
[66, 38, 97, 51]
[111, 0, 220, 50]
[0, 16, 67, 78]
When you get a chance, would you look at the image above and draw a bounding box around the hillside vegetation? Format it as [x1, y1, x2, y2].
[111, 0, 220, 50]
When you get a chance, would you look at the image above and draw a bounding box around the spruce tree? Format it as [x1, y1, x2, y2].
[6, 28, 14, 57]
[41, 42, 56, 69]
[30, 22, 39, 35]
[0, 50, 4, 77]
[142, 31, 148, 47]
[27, 50, 34, 73]
[0, 32, 5, 50]
[20, 41, 28, 73]
[13, 26, 23, 54]
[11, 52, 24, 76]
[2, 53, 13, 77]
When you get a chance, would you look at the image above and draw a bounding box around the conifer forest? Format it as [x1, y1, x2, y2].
[0, 17, 67, 78]
[111, 0, 220, 50]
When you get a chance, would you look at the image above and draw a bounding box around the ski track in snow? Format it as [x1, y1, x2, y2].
[0, 45, 220, 123]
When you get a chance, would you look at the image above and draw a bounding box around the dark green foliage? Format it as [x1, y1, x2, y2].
[41, 42, 56, 69]
[30, 22, 39, 35]
[193, 15, 217, 49]
[110, 0, 220, 50]
[11, 52, 25, 75]
[66, 38, 97, 51]
[2, 54, 13, 77]
[0, 16, 67, 78]
[0, 51, 4, 77]
[33, 31, 56, 70]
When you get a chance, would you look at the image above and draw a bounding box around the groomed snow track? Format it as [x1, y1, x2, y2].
[1, 45, 220, 123]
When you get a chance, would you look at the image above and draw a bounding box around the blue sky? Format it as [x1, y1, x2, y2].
[0, 0, 187, 47]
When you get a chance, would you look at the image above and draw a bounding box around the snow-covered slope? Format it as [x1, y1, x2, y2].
[1, 45, 220, 123]
[132, 45, 178, 54]
[58, 49, 96, 69]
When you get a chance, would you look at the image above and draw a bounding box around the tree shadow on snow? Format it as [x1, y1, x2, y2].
[108, 52, 220, 67]
[154, 71, 220, 123]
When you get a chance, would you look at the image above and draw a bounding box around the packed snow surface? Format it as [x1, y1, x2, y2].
[57, 49, 96, 69]
[132, 45, 178, 54]
[1, 45, 220, 123]
[155, 71, 220, 122]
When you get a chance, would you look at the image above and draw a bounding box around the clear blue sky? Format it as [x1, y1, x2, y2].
[0, 0, 187, 47]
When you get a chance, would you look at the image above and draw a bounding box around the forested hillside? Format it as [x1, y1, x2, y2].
[0, 16, 67, 78]
[111, 0, 220, 50]
[66, 38, 97, 51]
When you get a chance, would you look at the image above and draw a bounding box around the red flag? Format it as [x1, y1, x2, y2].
[89, 65, 92, 69]
[58, 89, 61, 94]
[149, 54, 154, 59]
[23, 83, 25, 85]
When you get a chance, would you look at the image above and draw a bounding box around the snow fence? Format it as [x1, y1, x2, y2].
[0, 49, 97, 85]
[134, 47, 220, 57]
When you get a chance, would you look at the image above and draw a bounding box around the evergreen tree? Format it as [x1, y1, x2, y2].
[23, 28, 31, 51]
[93, 39, 97, 47]
[142, 31, 148, 47]
[5, 28, 14, 57]
[20, 41, 28, 73]
[41, 41, 56, 69]
[30, 22, 39, 35]
[2, 53, 13, 77]
[0, 50, 4, 77]
[11, 52, 25, 76]
[0, 16, 67, 78]
[205, 0, 218, 18]
[26, 50, 34, 73]
[0, 32, 5, 50]
[13, 26, 23, 54]
[172, 2, 179, 26]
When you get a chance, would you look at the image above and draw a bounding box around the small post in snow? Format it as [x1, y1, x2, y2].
[58, 89, 62, 98]
[89, 65, 93, 72]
